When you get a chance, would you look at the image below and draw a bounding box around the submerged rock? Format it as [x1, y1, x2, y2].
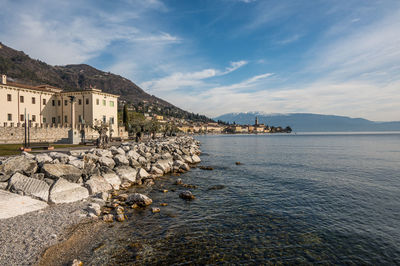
[127, 193, 153, 207]
[151, 207, 160, 213]
[179, 190, 195, 200]
[208, 185, 226, 190]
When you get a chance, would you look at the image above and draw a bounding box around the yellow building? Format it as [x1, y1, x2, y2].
[0, 74, 120, 135]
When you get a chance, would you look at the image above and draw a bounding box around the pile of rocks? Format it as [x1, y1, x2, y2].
[0, 136, 201, 209]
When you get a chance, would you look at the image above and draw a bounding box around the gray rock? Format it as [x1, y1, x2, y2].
[179, 190, 195, 200]
[182, 155, 194, 164]
[126, 150, 140, 160]
[68, 159, 85, 169]
[150, 166, 164, 176]
[114, 154, 129, 166]
[82, 153, 99, 164]
[0, 181, 8, 190]
[49, 178, 89, 204]
[121, 145, 131, 152]
[22, 151, 35, 160]
[41, 163, 83, 183]
[49, 152, 70, 163]
[98, 156, 116, 169]
[87, 202, 101, 216]
[85, 175, 112, 195]
[191, 154, 201, 163]
[0, 156, 38, 182]
[95, 149, 113, 158]
[69, 150, 87, 157]
[31, 173, 45, 180]
[8, 172, 50, 202]
[114, 166, 137, 183]
[129, 158, 141, 168]
[137, 168, 150, 179]
[127, 193, 152, 206]
[102, 173, 121, 190]
[138, 156, 147, 165]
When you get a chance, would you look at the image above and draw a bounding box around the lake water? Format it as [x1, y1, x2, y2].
[75, 133, 400, 265]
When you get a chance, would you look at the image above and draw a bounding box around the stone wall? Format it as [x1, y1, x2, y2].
[0, 124, 101, 144]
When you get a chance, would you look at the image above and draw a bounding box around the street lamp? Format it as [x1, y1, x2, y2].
[68, 95, 76, 128]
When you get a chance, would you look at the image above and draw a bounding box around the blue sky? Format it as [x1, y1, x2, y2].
[1, 0, 400, 121]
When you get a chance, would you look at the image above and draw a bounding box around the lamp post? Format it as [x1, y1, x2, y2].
[68, 95, 76, 128]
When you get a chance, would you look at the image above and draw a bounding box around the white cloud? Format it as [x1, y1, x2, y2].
[141, 61, 248, 92]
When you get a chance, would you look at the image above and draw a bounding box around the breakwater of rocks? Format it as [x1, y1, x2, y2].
[0, 136, 201, 220]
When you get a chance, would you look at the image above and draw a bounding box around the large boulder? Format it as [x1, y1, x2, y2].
[95, 149, 113, 158]
[98, 156, 116, 169]
[49, 178, 89, 204]
[8, 172, 50, 202]
[114, 154, 129, 166]
[191, 155, 201, 163]
[41, 163, 83, 183]
[102, 172, 121, 190]
[69, 159, 85, 169]
[154, 159, 171, 174]
[182, 155, 194, 164]
[137, 168, 150, 179]
[126, 150, 140, 161]
[0, 156, 38, 182]
[127, 193, 152, 206]
[114, 166, 137, 183]
[49, 152, 70, 163]
[85, 175, 112, 195]
[35, 153, 53, 164]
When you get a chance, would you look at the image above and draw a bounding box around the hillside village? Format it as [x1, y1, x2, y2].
[121, 103, 292, 136]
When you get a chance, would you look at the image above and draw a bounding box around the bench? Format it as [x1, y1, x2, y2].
[21, 142, 54, 151]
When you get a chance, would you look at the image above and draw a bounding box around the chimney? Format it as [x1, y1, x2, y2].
[1, 75, 6, 85]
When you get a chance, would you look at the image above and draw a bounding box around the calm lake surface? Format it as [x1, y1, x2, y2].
[80, 133, 400, 265]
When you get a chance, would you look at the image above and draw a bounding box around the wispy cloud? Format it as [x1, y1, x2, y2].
[141, 60, 248, 92]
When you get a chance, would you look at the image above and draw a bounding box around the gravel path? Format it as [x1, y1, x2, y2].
[0, 200, 91, 265]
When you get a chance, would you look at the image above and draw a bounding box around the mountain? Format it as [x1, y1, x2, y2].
[0, 42, 212, 122]
[215, 112, 400, 132]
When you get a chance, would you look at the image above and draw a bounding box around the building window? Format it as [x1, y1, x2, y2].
[78, 99, 82, 105]
[52, 117, 56, 123]
[64, 100, 68, 106]
[7, 114, 12, 121]
[109, 101, 114, 107]
[57, 116, 61, 123]
[52, 100, 55, 106]
[32, 115, 36, 122]
[110, 117, 114, 124]
[20, 96, 24, 103]
[64, 116, 68, 123]
[102, 99, 106, 106]
[102, 115, 106, 123]
[20, 114, 24, 121]
[78, 115, 82, 123]
[96, 99, 99, 105]
[7, 94, 11, 101]
[32, 97, 36, 104]
[86, 98, 89, 104]
[43, 98, 46, 105]
[58, 100, 61, 106]
[43, 117, 46, 123]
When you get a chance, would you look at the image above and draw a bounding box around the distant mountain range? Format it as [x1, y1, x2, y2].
[215, 112, 400, 132]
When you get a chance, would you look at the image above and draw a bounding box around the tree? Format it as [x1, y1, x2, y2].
[122, 104, 128, 126]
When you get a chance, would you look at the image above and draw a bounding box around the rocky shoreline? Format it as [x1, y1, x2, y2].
[0, 136, 201, 265]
